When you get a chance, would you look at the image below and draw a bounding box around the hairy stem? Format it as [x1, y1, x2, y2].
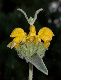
[29, 63, 33, 80]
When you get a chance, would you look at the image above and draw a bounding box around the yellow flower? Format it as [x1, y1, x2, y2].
[8, 26, 54, 49]
[27, 25, 36, 42]
[38, 27, 54, 42]
[8, 28, 27, 48]
[37, 27, 54, 48]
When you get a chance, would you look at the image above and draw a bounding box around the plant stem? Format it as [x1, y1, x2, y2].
[29, 63, 33, 80]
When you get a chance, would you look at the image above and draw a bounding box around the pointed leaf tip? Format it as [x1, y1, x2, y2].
[27, 54, 48, 75]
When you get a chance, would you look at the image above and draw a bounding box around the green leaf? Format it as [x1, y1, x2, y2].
[27, 54, 48, 75]
[36, 42, 47, 58]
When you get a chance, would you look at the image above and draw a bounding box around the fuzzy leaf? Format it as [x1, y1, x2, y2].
[36, 42, 47, 58]
[27, 54, 48, 75]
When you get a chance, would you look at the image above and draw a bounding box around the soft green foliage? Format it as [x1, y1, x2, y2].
[15, 42, 48, 75]
[37, 42, 47, 58]
[15, 42, 47, 58]
[28, 54, 48, 75]
[16, 43, 37, 58]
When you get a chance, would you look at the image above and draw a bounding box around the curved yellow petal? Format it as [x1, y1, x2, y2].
[10, 28, 26, 37]
[13, 37, 26, 43]
[44, 41, 50, 48]
[38, 27, 54, 42]
[28, 25, 36, 36]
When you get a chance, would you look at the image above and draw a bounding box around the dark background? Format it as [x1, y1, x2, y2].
[0, 0, 61, 80]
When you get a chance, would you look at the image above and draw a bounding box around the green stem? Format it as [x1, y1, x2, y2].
[29, 63, 33, 80]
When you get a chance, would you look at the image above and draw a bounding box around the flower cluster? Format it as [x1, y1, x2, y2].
[7, 25, 54, 49]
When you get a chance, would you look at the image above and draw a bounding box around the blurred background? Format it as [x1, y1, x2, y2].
[0, 0, 61, 80]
